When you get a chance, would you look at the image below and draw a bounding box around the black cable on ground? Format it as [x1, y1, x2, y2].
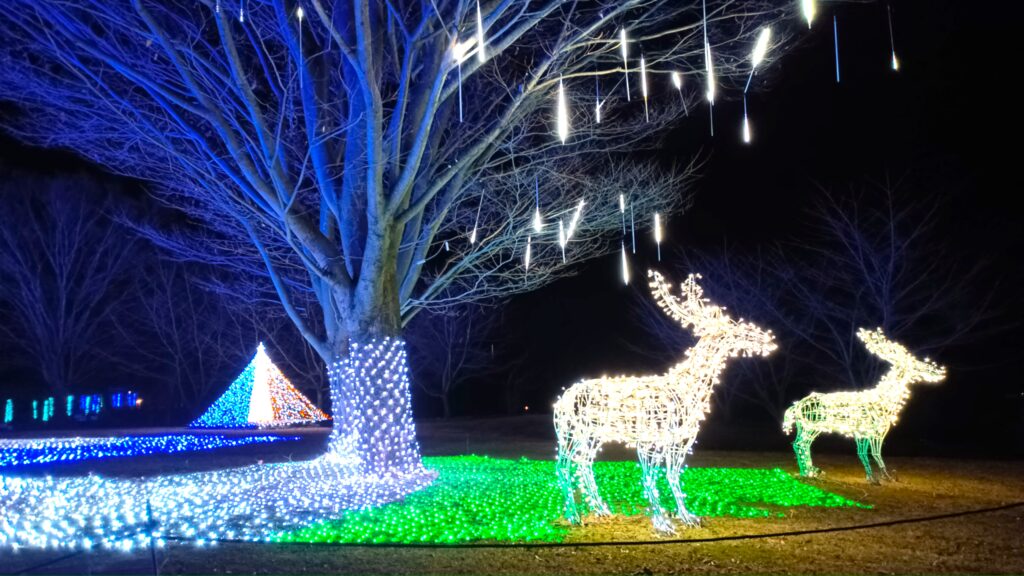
[159, 500, 1024, 550]
[11, 551, 84, 575]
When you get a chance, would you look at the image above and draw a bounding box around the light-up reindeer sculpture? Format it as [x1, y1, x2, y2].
[554, 271, 776, 533]
[783, 327, 946, 483]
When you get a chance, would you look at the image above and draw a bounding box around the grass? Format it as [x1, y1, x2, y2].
[275, 455, 867, 545]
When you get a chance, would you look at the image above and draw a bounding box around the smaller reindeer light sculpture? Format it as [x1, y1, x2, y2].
[554, 271, 776, 533]
[783, 327, 946, 483]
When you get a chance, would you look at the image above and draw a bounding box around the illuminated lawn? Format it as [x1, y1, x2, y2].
[276, 455, 868, 544]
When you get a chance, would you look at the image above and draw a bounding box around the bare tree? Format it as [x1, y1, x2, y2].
[0, 0, 796, 472]
[641, 181, 998, 418]
[0, 171, 138, 395]
[407, 303, 497, 418]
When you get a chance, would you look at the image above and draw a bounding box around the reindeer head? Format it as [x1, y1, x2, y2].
[648, 270, 777, 358]
[857, 327, 947, 384]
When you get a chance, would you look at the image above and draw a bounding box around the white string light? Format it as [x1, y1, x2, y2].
[555, 271, 776, 532]
[783, 328, 946, 483]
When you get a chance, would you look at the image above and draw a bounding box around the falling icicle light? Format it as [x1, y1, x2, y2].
[742, 96, 752, 144]
[470, 197, 482, 245]
[630, 203, 636, 254]
[524, 236, 532, 271]
[476, 0, 486, 63]
[751, 27, 772, 69]
[704, 43, 715, 104]
[566, 198, 586, 240]
[745, 26, 772, 93]
[239, 0, 245, 23]
[801, 0, 816, 28]
[595, 78, 602, 124]
[533, 175, 543, 233]
[619, 194, 626, 235]
[558, 219, 567, 263]
[640, 55, 650, 122]
[621, 242, 630, 285]
[557, 78, 570, 144]
[654, 212, 663, 261]
[887, 4, 899, 71]
[833, 16, 841, 83]
[620, 28, 631, 101]
[671, 71, 689, 115]
[296, 5, 304, 20]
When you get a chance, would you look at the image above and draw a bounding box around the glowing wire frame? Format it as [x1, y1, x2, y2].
[783, 328, 946, 483]
[555, 271, 776, 532]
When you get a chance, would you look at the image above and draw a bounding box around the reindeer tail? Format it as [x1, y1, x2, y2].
[782, 403, 798, 435]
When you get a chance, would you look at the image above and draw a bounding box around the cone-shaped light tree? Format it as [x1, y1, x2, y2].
[0, 0, 791, 478]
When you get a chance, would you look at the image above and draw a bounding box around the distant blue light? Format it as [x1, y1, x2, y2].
[0, 434, 298, 470]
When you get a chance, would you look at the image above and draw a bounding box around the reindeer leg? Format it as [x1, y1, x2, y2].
[793, 425, 821, 477]
[577, 438, 611, 516]
[666, 440, 700, 527]
[856, 437, 878, 484]
[870, 435, 897, 482]
[556, 435, 582, 524]
[637, 443, 674, 534]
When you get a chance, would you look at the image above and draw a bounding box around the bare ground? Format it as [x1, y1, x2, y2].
[2, 416, 1022, 575]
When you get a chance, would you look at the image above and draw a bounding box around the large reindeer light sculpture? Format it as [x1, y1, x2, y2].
[554, 271, 776, 533]
[783, 327, 946, 483]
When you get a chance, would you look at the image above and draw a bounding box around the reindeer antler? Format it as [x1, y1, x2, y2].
[648, 270, 706, 329]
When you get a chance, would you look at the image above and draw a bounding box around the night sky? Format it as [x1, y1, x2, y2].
[1, 2, 1021, 452]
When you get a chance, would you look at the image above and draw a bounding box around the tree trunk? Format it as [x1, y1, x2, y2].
[322, 254, 425, 477]
[441, 394, 451, 420]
